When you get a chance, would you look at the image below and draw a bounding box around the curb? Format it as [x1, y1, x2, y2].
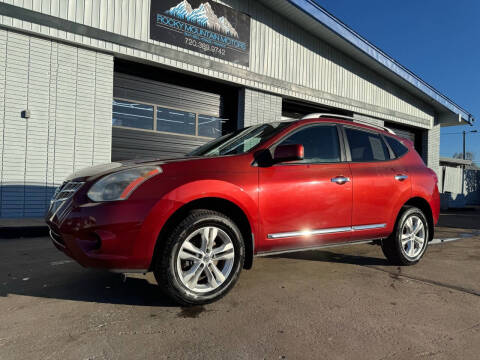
[0, 226, 49, 239]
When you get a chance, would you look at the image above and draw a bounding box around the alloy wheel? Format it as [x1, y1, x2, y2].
[176, 226, 235, 293]
[400, 215, 426, 259]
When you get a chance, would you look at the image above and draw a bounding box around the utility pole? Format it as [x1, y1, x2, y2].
[463, 129, 478, 161]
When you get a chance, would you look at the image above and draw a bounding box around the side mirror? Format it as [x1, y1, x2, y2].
[273, 144, 304, 163]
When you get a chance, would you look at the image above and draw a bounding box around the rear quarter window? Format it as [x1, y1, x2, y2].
[386, 136, 409, 158]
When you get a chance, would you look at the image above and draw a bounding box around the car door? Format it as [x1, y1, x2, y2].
[342, 126, 411, 241]
[258, 123, 352, 253]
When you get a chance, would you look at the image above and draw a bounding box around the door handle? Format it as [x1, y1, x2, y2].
[331, 176, 350, 185]
[395, 174, 408, 181]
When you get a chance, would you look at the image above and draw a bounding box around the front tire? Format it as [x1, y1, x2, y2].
[381, 206, 429, 266]
[154, 209, 245, 306]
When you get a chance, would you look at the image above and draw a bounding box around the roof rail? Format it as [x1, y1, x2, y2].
[301, 113, 396, 135]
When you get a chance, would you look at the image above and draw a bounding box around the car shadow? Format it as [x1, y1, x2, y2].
[0, 238, 393, 307]
[270, 248, 392, 266]
[0, 266, 177, 307]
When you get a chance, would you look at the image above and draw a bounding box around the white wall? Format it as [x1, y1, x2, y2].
[0, 29, 113, 218]
[0, 0, 435, 128]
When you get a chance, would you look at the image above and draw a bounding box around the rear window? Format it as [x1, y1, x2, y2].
[386, 136, 409, 158]
[345, 128, 391, 162]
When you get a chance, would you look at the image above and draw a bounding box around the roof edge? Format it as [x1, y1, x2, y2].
[440, 157, 473, 166]
[287, 0, 474, 125]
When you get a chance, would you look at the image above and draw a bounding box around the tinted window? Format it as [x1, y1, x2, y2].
[112, 100, 154, 130]
[386, 136, 409, 158]
[157, 107, 196, 136]
[345, 128, 390, 162]
[278, 125, 340, 163]
[190, 122, 292, 157]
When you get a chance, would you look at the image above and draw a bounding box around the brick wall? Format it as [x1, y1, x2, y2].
[238, 88, 282, 127]
[422, 122, 441, 175]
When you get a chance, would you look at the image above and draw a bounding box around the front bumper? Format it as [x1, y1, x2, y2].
[46, 196, 158, 270]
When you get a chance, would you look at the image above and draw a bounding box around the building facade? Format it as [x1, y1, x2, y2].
[0, 0, 474, 219]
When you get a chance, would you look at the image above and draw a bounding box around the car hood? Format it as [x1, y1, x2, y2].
[64, 156, 203, 182]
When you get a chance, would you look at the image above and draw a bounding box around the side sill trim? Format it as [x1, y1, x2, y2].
[256, 239, 377, 257]
[267, 223, 386, 239]
[268, 226, 352, 239]
[352, 223, 387, 231]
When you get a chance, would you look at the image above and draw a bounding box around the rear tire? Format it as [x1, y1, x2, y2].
[154, 209, 245, 306]
[381, 206, 429, 266]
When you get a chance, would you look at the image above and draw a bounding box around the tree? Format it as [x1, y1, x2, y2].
[453, 152, 475, 161]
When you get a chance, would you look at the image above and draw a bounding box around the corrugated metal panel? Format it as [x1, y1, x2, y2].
[0, 30, 6, 216]
[114, 73, 223, 116]
[389, 127, 416, 143]
[443, 166, 463, 194]
[94, 52, 114, 165]
[24, 36, 51, 217]
[112, 73, 223, 160]
[54, 43, 77, 184]
[0, 0, 435, 126]
[112, 127, 207, 161]
[46, 41, 58, 205]
[0, 29, 113, 218]
[2, 31, 29, 218]
[75, 48, 96, 172]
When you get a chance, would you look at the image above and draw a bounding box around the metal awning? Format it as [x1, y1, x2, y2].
[440, 157, 473, 166]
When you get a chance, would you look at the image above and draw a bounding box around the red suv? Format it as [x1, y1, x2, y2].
[46, 114, 440, 305]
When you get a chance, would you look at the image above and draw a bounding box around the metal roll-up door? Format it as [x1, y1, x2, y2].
[386, 123, 424, 154]
[389, 127, 416, 143]
[112, 73, 225, 161]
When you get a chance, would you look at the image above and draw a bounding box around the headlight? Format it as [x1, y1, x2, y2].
[87, 166, 162, 202]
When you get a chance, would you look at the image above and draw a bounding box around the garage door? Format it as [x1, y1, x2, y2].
[282, 99, 352, 119]
[112, 73, 226, 161]
[389, 126, 416, 143]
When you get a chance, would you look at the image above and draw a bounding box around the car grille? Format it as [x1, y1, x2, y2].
[51, 181, 85, 203]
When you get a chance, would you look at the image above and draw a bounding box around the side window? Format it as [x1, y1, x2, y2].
[278, 125, 341, 163]
[386, 136, 409, 158]
[345, 128, 391, 162]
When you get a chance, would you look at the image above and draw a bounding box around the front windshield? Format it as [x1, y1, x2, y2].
[189, 121, 292, 157]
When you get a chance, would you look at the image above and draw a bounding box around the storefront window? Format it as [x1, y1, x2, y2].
[198, 115, 226, 138]
[157, 107, 196, 136]
[112, 100, 154, 130]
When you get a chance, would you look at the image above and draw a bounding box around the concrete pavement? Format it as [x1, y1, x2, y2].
[0, 232, 479, 359]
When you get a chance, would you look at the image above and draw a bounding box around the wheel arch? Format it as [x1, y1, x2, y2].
[149, 197, 255, 271]
[401, 197, 435, 242]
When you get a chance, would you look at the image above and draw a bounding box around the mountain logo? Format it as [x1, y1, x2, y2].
[166, 0, 239, 38]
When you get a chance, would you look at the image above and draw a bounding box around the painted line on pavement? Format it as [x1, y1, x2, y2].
[431, 237, 462, 245]
[50, 260, 73, 266]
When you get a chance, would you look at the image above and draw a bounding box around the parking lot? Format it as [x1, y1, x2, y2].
[1, 212, 479, 360]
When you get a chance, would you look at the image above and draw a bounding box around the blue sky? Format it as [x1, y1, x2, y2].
[314, 0, 479, 165]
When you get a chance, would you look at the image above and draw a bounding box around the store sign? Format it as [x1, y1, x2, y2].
[150, 0, 251, 66]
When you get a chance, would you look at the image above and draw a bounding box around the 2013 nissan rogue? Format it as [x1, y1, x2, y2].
[46, 114, 440, 305]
